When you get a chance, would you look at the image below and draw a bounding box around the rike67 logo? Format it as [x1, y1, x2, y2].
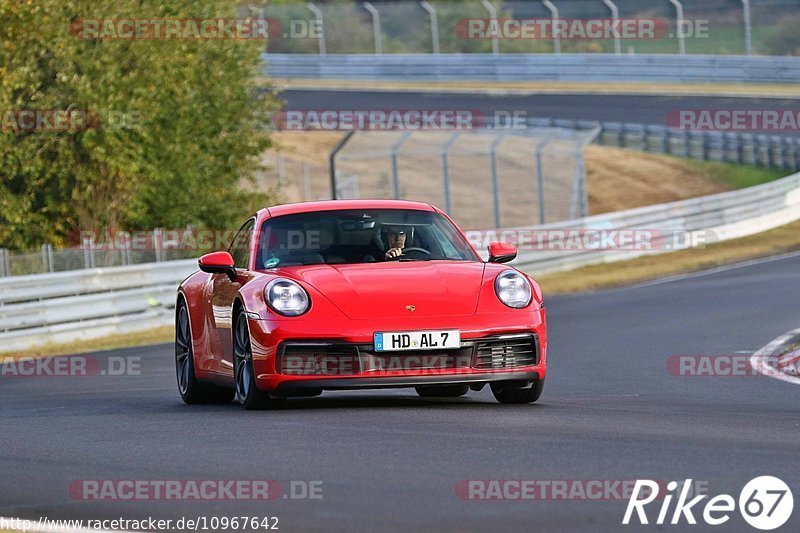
[623, 476, 793, 530]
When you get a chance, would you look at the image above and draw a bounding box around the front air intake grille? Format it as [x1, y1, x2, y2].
[473, 334, 538, 370]
[279, 343, 360, 375]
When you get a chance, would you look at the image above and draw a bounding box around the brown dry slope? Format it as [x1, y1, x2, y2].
[585, 145, 728, 214]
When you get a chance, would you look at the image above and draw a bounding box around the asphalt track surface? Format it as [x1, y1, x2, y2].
[281, 89, 800, 131]
[2, 253, 800, 532]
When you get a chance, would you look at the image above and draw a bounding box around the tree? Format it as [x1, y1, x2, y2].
[0, 0, 280, 250]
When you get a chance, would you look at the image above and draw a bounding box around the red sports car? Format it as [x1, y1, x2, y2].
[176, 200, 547, 409]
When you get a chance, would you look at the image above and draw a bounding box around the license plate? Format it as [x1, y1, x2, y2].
[374, 330, 460, 352]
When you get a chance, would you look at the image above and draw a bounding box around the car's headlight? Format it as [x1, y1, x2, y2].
[494, 270, 532, 309]
[265, 278, 310, 316]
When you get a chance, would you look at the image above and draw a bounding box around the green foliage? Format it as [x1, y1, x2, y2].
[0, 0, 280, 250]
[763, 16, 800, 56]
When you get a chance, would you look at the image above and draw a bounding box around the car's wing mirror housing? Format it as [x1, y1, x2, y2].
[198, 251, 237, 281]
[488, 242, 517, 264]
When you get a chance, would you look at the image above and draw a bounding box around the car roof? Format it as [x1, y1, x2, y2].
[262, 199, 436, 219]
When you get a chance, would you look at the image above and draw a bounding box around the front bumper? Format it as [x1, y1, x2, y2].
[275, 371, 540, 393]
[247, 311, 547, 392]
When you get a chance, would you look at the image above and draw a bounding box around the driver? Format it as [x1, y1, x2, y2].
[384, 228, 406, 259]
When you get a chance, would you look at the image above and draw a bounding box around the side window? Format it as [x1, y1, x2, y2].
[228, 219, 255, 269]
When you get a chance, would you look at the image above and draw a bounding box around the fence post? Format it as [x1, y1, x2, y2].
[420, 1, 440, 54]
[83, 237, 96, 269]
[307, 2, 327, 55]
[329, 131, 356, 200]
[390, 131, 413, 200]
[668, 0, 686, 55]
[741, 0, 753, 56]
[535, 136, 551, 225]
[0, 248, 8, 277]
[442, 132, 461, 214]
[573, 126, 602, 219]
[489, 134, 507, 228]
[41, 244, 54, 272]
[542, 1, 561, 55]
[153, 228, 163, 262]
[277, 155, 286, 185]
[480, 0, 500, 54]
[602, 0, 622, 55]
[362, 2, 383, 55]
[121, 231, 131, 265]
[303, 161, 312, 201]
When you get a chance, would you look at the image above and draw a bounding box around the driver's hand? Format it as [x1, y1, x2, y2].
[385, 248, 403, 259]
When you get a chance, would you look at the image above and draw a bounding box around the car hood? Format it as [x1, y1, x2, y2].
[287, 261, 486, 319]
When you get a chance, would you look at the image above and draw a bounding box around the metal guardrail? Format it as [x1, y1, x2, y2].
[262, 53, 800, 84]
[536, 118, 800, 171]
[3, 169, 800, 351]
[0, 260, 196, 351]
[508, 170, 800, 274]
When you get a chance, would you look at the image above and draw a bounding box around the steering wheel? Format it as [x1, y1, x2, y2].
[398, 247, 432, 258]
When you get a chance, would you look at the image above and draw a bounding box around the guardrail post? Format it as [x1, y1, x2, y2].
[480, 0, 500, 54]
[489, 134, 507, 228]
[420, 1, 440, 54]
[307, 3, 326, 55]
[0, 248, 9, 277]
[741, 0, 753, 56]
[362, 2, 383, 55]
[542, 1, 561, 54]
[668, 0, 686, 55]
[390, 131, 413, 199]
[442, 132, 461, 214]
[601, 0, 622, 55]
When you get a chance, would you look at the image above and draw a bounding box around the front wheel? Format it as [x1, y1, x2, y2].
[233, 313, 285, 410]
[175, 302, 233, 404]
[491, 379, 545, 404]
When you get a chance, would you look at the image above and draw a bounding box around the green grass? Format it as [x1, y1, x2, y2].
[683, 159, 790, 189]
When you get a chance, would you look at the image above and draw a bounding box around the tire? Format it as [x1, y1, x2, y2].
[490, 379, 545, 405]
[415, 384, 470, 398]
[233, 313, 285, 410]
[175, 301, 234, 405]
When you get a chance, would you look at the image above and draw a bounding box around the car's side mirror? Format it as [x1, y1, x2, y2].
[199, 251, 237, 281]
[488, 242, 517, 264]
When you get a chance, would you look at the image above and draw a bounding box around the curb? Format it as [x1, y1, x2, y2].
[750, 327, 800, 385]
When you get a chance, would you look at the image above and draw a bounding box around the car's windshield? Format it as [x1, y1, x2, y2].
[255, 209, 479, 268]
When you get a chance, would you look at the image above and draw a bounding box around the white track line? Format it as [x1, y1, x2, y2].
[750, 327, 800, 386]
[613, 250, 800, 293]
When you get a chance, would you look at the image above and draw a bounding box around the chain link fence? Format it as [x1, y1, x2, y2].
[258, 0, 800, 56]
